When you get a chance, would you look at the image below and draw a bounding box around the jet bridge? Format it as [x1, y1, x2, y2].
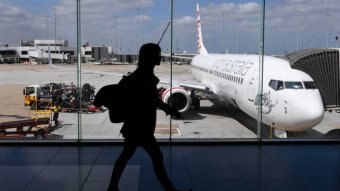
[283, 48, 340, 109]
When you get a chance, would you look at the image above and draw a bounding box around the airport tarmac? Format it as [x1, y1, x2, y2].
[0, 63, 339, 140]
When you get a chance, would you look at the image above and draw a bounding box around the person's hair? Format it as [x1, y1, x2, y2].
[138, 43, 161, 68]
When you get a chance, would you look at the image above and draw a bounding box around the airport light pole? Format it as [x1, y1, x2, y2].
[43, 15, 49, 39]
[53, 7, 57, 55]
[136, 8, 141, 55]
[222, 13, 228, 53]
[326, 13, 330, 48]
[113, 16, 119, 59]
[119, 37, 122, 53]
[236, 18, 240, 53]
[296, 10, 302, 51]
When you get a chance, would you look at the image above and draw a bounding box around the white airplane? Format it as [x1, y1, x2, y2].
[159, 4, 324, 137]
[49, 4, 325, 138]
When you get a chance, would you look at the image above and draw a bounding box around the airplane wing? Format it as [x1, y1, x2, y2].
[178, 81, 211, 91]
[159, 79, 211, 92]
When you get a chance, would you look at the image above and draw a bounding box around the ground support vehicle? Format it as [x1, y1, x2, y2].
[23, 82, 99, 113]
[0, 118, 50, 140]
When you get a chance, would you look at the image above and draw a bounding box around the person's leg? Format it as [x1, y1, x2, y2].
[53, 112, 59, 126]
[142, 137, 177, 191]
[107, 139, 138, 191]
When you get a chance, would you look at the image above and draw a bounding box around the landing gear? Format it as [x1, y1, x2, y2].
[191, 97, 200, 110]
[190, 90, 201, 110]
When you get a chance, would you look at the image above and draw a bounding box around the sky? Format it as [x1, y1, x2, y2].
[0, 0, 339, 55]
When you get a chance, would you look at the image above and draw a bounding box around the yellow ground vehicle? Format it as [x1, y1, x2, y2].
[23, 84, 52, 110]
[23, 83, 97, 112]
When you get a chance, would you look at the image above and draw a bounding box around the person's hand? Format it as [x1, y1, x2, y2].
[166, 107, 182, 119]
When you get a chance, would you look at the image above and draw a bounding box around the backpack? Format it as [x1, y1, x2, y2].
[93, 84, 126, 123]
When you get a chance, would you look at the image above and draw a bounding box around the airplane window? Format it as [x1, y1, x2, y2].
[277, 81, 284, 90]
[269, 80, 277, 90]
[284, 81, 303, 89]
[269, 80, 284, 91]
[304, 81, 318, 89]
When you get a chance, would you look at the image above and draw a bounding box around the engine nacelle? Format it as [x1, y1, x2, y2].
[161, 87, 191, 112]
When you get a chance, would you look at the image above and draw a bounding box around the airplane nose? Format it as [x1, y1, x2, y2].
[290, 91, 324, 132]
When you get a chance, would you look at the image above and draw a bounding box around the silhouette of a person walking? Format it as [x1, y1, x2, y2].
[107, 43, 191, 191]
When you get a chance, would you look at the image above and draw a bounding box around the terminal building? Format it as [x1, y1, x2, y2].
[0, 39, 114, 64]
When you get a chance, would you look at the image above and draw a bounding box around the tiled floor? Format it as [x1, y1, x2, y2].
[0, 143, 340, 191]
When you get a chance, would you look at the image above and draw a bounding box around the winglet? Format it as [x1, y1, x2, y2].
[196, 4, 208, 55]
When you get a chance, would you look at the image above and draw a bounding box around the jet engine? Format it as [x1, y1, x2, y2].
[161, 87, 191, 112]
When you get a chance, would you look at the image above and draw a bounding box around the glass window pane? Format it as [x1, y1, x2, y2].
[263, 0, 339, 140]
[2, 0, 338, 142]
[0, 0, 78, 141]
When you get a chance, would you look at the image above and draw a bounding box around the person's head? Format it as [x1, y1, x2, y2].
[137, 43, 161, 70]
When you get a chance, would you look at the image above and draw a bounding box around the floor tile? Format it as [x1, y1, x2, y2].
[226, 151, 274, 165]
[18, 146, 61, 153]
[265, 151, 320, 164]
[25, 181, 82, 191]
[48, 152, 99, 165]
[235, 164, 290, 179]
[188, 164, 242, 180]
[0, 181, 28, 191]
[3, 152, 56, 166]
[184, 152, 228, 165]
[246, 179, 305, 191]
[87, 165, 139, 181]
[0, 166, 43, 181]
[94, 152, 119, 165]
[59, 146, 102, 153]
[298, 178, 340, 191]
[280, 164, 340, 179]
[193, 180, 251, 191]
[33, 165, 91, 181]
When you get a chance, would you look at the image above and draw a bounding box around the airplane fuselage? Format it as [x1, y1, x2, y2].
[191, 54, 324, 132]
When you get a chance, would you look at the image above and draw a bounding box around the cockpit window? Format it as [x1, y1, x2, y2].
[277, 81, 284, 90]
[269, 80, 276, 90]
[269, 80, 284, 91]
[284, 81, 303, 89]
[304, 81, 317, 89]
